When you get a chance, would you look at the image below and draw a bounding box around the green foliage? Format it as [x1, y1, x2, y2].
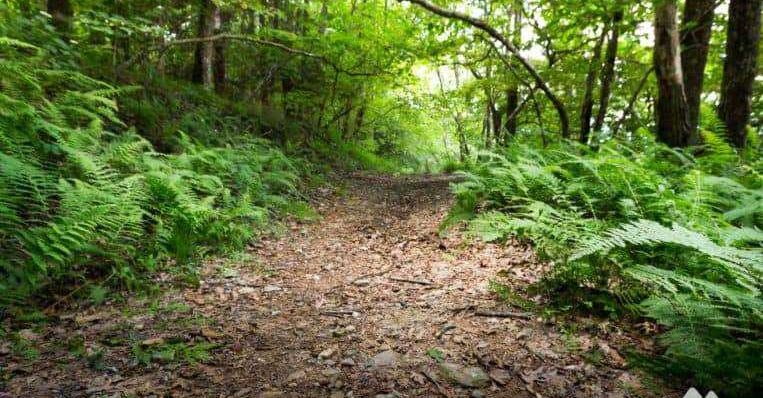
[448, 132, 763, 396]
[574, 220, 762, 395]
[0, 37, 306, 310]
[426, 347, 445, 363]
[131, 340, 216, 367]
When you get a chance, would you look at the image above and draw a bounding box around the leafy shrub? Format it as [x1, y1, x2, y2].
[447, 131, 762, 396]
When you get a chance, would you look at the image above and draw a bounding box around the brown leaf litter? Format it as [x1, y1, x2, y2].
[1, 173, 673, 398]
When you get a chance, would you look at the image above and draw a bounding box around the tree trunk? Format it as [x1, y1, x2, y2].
[593, 9, 623, 133]
[457, 125, 469, 162]
[482, 101, 493, 148]
[213, 10, 230, 94]
[680, 0, 715, 141]
[47, 0, 73, 40]
[192, 0, 215, 88]
[718, 0, 762, 148]
[438, 67, 469, 160]
[505, 88, 519, 139]
[653, 0, 693, 147]
[504, 0, 522, 140]
[354, 105, 366, 136]
[580, 27, 607, 144]
[491, 100, 502, 144]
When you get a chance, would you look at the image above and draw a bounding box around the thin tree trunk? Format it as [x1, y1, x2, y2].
[504, 0, 522, 140]
[213, 10, 230, 94]
[718, 0, 762, 148]
[653, 0, 693, 147]
[483, 51, 495, 148]
[192, 0, 215, 88]
[482, 103, 491, 148]
[593, 9, 623, 133]
[437, 67, 469, 161]
[506, 88, 519, 138]
[680, 0, 715, 141]
[47, 0, 73, 40]
[341, 97, 354, 138]
[353, 105, 366, 137]
[531, 93, 547, 147]
[458, 125, 469, 161]
[492, 101, 502, 143]
[319, 0, 329, 33]
[580, 27, 607, 144]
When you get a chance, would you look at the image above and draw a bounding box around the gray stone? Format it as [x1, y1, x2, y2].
[239, 286, 256, 295]
[371, 350, 400, 368]
[321, 368, 341, 378]
[263, 285, 282, 293]
[285, 369, 306, 383]
[353, 278, 371, 286]
[318, 348, 336, 359]
[439, 362, 490, 388]
[488, 368, 512, 385]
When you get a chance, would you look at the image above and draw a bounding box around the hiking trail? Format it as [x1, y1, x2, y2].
[4, 173, 658, 397]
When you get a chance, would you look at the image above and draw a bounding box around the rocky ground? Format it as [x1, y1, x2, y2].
[1, 173, 669, 397]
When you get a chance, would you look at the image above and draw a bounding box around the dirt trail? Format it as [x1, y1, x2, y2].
[3, 173, 656, 398]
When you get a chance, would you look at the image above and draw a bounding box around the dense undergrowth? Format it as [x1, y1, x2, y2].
[0, 36, 313, 313]
[0, 31, 439, 317]
[446, 124, 762, 396]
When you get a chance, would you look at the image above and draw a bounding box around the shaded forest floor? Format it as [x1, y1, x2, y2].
[2, 173, 670, 398]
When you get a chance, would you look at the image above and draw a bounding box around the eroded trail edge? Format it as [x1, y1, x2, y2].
[5, 173, 652, 398]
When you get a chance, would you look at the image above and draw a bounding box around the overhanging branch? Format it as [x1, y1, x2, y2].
[118, 34, 384, 77]
[400, 0, 569, 138]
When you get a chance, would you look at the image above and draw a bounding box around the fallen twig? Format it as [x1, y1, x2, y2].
[390, 276, 433, 285]
[320, 309, 359, 317]
[327, 265, 395, 292]
[435, 323, 457, 339]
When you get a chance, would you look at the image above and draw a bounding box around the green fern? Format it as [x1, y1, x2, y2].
[0, 36, 307, 308]
[449, 130, 762, 395]
[571, 220, 761, 270]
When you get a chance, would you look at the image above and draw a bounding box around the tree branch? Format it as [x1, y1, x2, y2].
[119, 34, 383, 77]
[613, 66, 653, 136]
[400, 0, 569, 138]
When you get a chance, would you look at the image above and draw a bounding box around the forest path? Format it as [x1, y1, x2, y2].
[5, 173, 651, 398]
